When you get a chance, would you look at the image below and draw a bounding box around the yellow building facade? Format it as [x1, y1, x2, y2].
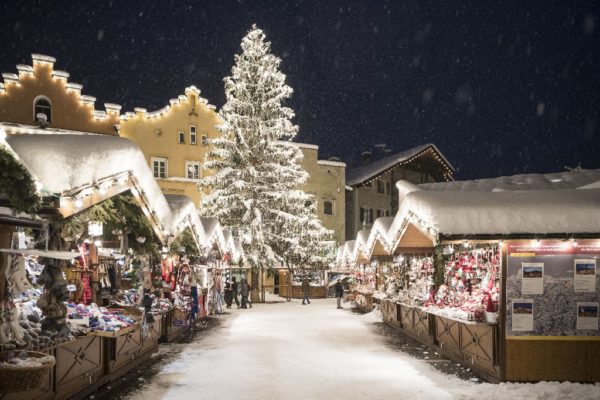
[119, 86, 221, 208]
[0, 54, 121, 134]
[294, 143, 346, 246]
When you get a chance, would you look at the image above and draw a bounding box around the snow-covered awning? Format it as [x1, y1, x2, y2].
[352, 229, 371, 263]
[392, 177, 600, 238]
[335, 169, 600, 267]
[0, 124, 214, 247]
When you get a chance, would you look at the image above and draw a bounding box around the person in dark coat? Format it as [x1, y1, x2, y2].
[231, 276, 240, 308]
[240, 278, 252, 309]
[335, 280, 344, 309]
[301, 276, 311, 305]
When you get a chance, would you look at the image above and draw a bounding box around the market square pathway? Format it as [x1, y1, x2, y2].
[124, 299, 600, 400]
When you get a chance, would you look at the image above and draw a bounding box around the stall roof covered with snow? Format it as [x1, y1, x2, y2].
[0, 124, 223, 247]
[337, 169, 600, 264]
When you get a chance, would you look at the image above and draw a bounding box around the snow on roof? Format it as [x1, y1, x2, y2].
[336, 170, 600, 266]
[200, 217, 220, 239]
[1, 128, 218, 246]
[365, 217, 395, 255]
[342, 240, 356, 262]
[419, 169, 600, 192]
[353, 229, 371, 261]
[346, 144, 454, 186]
[200, 217, 229, 255]
[394, 178, 600, 238]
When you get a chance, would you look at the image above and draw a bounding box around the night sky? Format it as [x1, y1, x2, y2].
[1, 0, 599, 179]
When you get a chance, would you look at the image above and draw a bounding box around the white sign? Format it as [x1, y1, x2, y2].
[574, 259, 596, 293]
[512, 299, 534, 331]
[576, 302, 599, 330]
[521, 262, 544, 294]
[66, 284, 77, 292]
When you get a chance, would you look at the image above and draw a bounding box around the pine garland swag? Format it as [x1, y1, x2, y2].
[0, 146, 41, 214]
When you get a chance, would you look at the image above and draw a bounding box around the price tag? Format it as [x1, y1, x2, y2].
[67, 284, 77, 292]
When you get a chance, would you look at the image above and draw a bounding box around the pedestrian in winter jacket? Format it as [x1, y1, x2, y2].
[240, 278, 252, 309]
[334, 280, 344, 309]
[301, 276, 311, 305]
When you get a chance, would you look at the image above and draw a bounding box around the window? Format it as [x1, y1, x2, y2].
[201, 134, 208, 146]
[178, 131, 185, 144]
[359, 207, 373, 225]
[385, 210, 391, 217]
[152, 157, 167, 178]
[186, 161, 201, 180]
[323, 200, 334, 216]
[377, 179, 385, 193]
[385, 181, 391, 194]
[190, 126, 197, 145]
[33, 96, 52, 123]
[376, 209, 383, 218]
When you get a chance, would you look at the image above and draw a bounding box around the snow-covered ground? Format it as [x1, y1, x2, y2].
[124, 299, 600, 400]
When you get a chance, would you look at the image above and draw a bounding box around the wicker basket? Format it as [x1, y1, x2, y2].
[0, 350, 55, 393]
[172, 308, 190, 327]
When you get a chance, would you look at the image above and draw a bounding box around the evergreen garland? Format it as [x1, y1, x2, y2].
[170, 228, 200, 256]
[433, 243, 447, 288]
[0, 146, 41, 214]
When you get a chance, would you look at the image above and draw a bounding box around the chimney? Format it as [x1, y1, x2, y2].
[362, 151, 372, 165]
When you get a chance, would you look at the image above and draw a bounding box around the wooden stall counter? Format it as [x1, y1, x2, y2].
[431, 313, 499, 382]
[396, 303, 434, 344]
[380, 298, 401, 328]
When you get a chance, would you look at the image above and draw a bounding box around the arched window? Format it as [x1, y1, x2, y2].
[33, 96, 52, 124]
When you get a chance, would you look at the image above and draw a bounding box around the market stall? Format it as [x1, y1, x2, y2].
[343, 172, 600, 382]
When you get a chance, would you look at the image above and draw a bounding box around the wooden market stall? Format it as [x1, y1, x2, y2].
[360, 171, 600, 382]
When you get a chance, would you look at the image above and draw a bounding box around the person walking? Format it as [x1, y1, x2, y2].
[335, 280, 344, 309]
[301, 276, 311, 305]
[231, 276, 240, 308]
[240, 278, 251, 309]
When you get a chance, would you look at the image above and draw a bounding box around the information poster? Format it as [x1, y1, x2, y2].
[576, 302, 599, 330]
[521, 262, 544, 294]
[512, 299, 534, 331]
[506, 241, 600, 337]
[574, 259, 596, 292]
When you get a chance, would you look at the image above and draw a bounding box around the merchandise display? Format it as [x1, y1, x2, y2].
[66, 303, 136, 335]
[372, 245, 501, 323]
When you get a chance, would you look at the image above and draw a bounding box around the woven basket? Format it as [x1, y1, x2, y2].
[172, 308, 190, 327]
[0, 351, 55, 393]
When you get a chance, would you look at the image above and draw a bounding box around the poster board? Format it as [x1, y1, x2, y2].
[505, 240, 600, 337]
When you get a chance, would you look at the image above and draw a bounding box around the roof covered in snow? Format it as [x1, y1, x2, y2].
[0, 126, 245, 250]
[419, 169, 600, 192]
[395, 180, 600, 237]
[337, 169, 600, 265]
[346, 144, 454, 186]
